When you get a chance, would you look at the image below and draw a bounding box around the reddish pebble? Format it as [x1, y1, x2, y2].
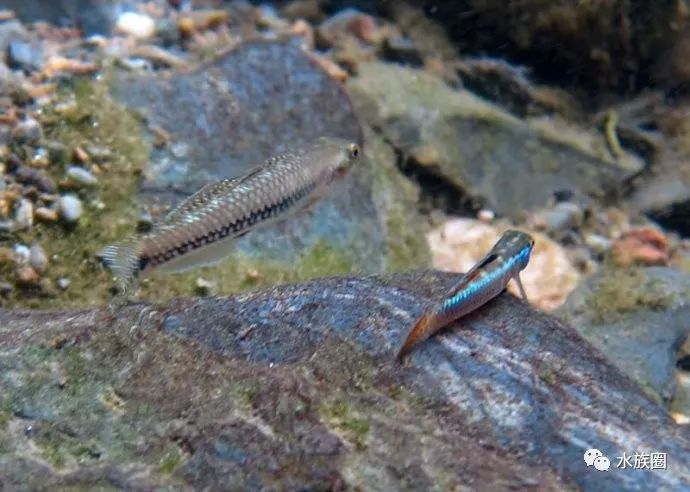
[611, 227, 669, 267]
[348, 13, 377, 44]
[16, 266, 40, 287]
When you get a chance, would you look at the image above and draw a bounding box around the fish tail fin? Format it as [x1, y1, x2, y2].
[99, 238, 144, 296]
[396, 312, 437, 361]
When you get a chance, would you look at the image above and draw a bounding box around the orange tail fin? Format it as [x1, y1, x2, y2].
[397, 312, 437, 361]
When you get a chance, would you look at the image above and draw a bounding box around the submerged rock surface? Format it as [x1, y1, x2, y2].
[559, 267, 690, 403]
[348, 62, 643, 217]
[0, 271, 688, 490]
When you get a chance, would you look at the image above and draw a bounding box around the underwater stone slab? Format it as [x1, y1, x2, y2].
[0, 271, 688, 490]
[111, 38, 362, 197]
[3, 0, 117, 36]
[558, 266, 690, 403]
[347, 62, 643, 218]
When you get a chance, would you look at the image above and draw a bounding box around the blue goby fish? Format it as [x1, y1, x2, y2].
[397, 230, 535, 359]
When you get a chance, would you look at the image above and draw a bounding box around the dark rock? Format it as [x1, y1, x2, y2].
[558, 266, 690, 403]
[381, 35, 422, 65]
[110, 39, 426, 273]
[0, 271, 688, 490]
[631, 170, 690, 238]
[7, 40, 43, 72]
[14, 167, 56, 193]
[3, 0, 117, 36]
[11, 117, 42, 145]
[457, 57, 531, 113]
[111, 39, 362, 195]
[348, 62, 644, 218]
[0, 19, 27, 54]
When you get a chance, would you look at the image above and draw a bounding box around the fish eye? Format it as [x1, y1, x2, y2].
[348, 143, 360, 159]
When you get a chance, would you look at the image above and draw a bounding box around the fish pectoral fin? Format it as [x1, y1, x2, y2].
[513, 273, 528, 303]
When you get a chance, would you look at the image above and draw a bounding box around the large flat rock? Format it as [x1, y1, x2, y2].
[347, 62, 644, 217]
[0, 271, 688, 490]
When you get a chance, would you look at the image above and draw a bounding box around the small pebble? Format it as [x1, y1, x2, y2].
[318, 8, 378, 46]
[541, 202, 583, 233]
[14, 199, 33, 230]
[7, 39, 44, 72]
[34, 206, 58, 222]
[58, 194, 83, 223]
[66, 166, 98, 186]
[177, 10, 229, 37]
[73, 146, 89, 163]
[383, 35, 423, 65]
[84, 144, 112, 161]
[29, 244, 48, 272]
[15, 167, 56, 193]
[115, 12, 156, 39]
[195, 277, 215, 296]
[0, 220, 12, 233]
[16, 266, 40, 287]
[0, 195, 11, 218]
[56, 277, 70, 290]
[0, 281, 12, 298]
[584, 233, 612, 255]
[12, 117, 42, 145]
[478, 209, 495, 223]
[13, 244, 30, 263]
[611, 226, 669, 267]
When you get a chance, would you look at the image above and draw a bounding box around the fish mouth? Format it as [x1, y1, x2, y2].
[334, 167, 350, 179]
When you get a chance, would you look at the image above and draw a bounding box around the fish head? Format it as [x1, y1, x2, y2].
[310, 136, 361, 184]
[494, 229, 535, 270]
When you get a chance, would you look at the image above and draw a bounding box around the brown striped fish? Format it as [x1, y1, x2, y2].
[100, 137, 361, 300]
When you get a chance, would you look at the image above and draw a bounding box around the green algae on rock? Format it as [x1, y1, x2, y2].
[1, 76, 149, 310]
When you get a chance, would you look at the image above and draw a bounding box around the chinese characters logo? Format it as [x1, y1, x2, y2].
[584, 448, 667, 472]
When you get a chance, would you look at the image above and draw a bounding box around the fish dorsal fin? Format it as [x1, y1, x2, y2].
[160, 163, 270, 225]
[444, 253, 498, 297]
[161, 177, 242, 224]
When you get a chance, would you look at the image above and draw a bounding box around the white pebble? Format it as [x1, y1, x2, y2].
[13, 244, 30, 264]
[58, 194, 83, 223]
[115, 12, 156, 39]
[57, 277, 71, 290]
[66, 166, 98, 186]
[195, 277, 215, 295]
[542, 202, 583, 232]
[584, 233, 613, 254]
[477, 209, 495, 223]
[29, 244, 48, 272]
[14, 199, 34, 230]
